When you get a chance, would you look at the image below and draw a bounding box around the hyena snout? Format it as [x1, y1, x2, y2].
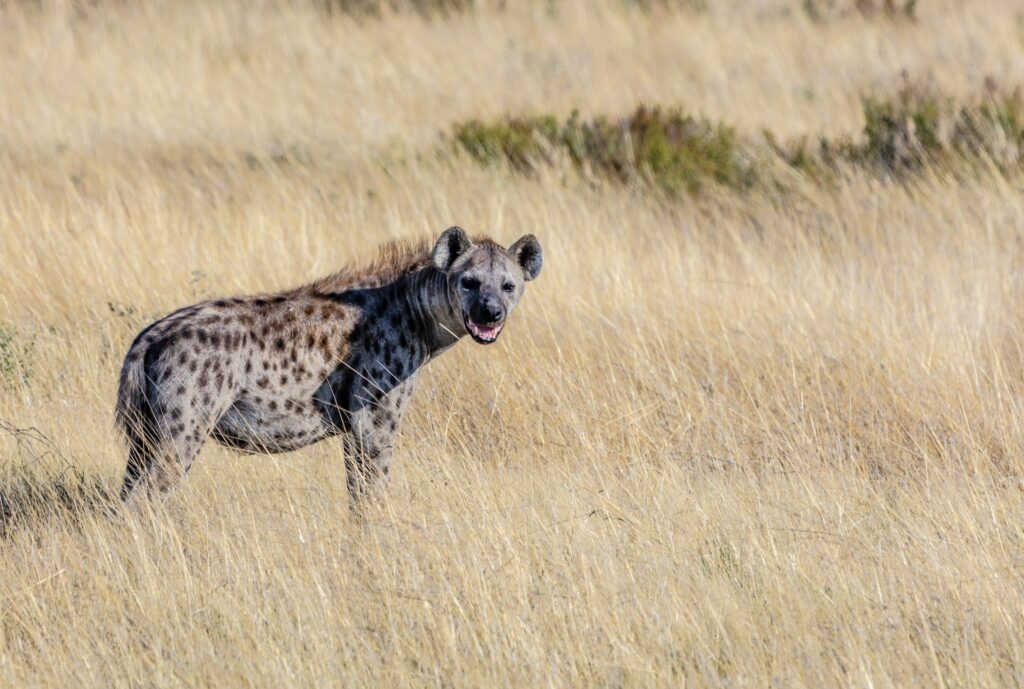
[470, 297, 505, 326]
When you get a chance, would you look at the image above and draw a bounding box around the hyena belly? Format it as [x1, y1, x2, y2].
[211, 393, 334, 454]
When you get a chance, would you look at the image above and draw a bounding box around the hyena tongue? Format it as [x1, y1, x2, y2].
[469, 322, 502, 341]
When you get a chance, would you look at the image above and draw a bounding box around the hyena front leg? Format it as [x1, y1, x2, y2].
[339, 403, 395, 505]
[343, 377, 417, 511]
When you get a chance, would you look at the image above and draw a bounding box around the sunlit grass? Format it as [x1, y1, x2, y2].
[2, 1, 1024, 687]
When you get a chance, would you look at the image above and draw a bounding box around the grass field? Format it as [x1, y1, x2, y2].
[3, 0, 1024, 686]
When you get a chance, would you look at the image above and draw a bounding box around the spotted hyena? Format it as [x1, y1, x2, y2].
[115, 226, 543, 507]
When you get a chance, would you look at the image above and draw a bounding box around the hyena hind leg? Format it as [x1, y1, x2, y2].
[120, 413, 207, 504]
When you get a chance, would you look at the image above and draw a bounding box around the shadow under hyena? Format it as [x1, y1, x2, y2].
[0, 421, 116, 536]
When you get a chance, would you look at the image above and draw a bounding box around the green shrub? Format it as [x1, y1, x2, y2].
[451, 84, 1024, 195]
[450, 115, 562, 171]
[860, 84, 950, 171]
[450, 106, 757, 196]
[774, 81, 1024, 177]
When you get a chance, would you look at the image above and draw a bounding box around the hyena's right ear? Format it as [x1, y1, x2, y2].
[432, 226, 473, 272]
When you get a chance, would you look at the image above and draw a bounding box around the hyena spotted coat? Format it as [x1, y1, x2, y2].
[115, 226, 543, 506]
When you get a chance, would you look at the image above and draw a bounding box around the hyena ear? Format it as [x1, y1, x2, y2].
[509, 234, 543, 281]
[432, 226, 473, 272]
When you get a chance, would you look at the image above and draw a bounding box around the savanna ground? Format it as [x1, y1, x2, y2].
[2, 0, 1024, 686]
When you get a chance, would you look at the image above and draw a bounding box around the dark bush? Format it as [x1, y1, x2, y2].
[451, 106, 757, 196]
[451, 83, 1024, 195]
[769, 81, 1024, 177]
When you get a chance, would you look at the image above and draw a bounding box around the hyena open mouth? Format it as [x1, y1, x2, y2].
[463, 315, 504, 344]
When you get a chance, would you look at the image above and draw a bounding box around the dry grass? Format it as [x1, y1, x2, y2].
[3, 0, 1024, 686]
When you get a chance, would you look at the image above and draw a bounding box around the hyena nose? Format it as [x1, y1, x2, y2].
[476, 303, 504, 324]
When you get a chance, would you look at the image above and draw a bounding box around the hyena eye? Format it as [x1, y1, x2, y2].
[460, 277, 480, 290]
[502, 283, 515, 293]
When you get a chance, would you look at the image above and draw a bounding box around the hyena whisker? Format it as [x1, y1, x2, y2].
[115, 226, 543, 511]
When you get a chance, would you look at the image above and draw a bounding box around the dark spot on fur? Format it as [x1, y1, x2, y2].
[254, 298, 268, 308]
[198, 372, 209, 388]
[269, 400, 278, 411]
[213, 300, 229, 308]
[284, 400, 293, 411]
[177, 351, 188, 365]
[257, 376, 269, 388]
[245, 359, 252, 373]
[189, 360, 198, 372]
[176, 384, 186, 395]
[196, 331, 208, 345]
[280, 374, 289, 385]
[275, 337, 285, 351]
[271, 296, 286, 305]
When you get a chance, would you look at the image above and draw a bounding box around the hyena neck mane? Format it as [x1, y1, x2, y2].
[327, 265, 464, 358]
[310, 237, 436, 293]
[310, 238, 465, 356]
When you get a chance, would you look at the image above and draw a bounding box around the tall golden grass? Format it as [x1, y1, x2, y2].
[2, 0, 1024, 686]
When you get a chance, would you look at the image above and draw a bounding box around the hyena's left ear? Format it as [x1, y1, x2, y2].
[433, 226, 473, 272]
[509, 235, 543, 281]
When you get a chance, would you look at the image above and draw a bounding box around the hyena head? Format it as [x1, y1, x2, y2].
[432, 226, 543, 344]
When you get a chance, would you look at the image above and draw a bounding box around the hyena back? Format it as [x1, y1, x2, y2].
[115, 226, 543, 506]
